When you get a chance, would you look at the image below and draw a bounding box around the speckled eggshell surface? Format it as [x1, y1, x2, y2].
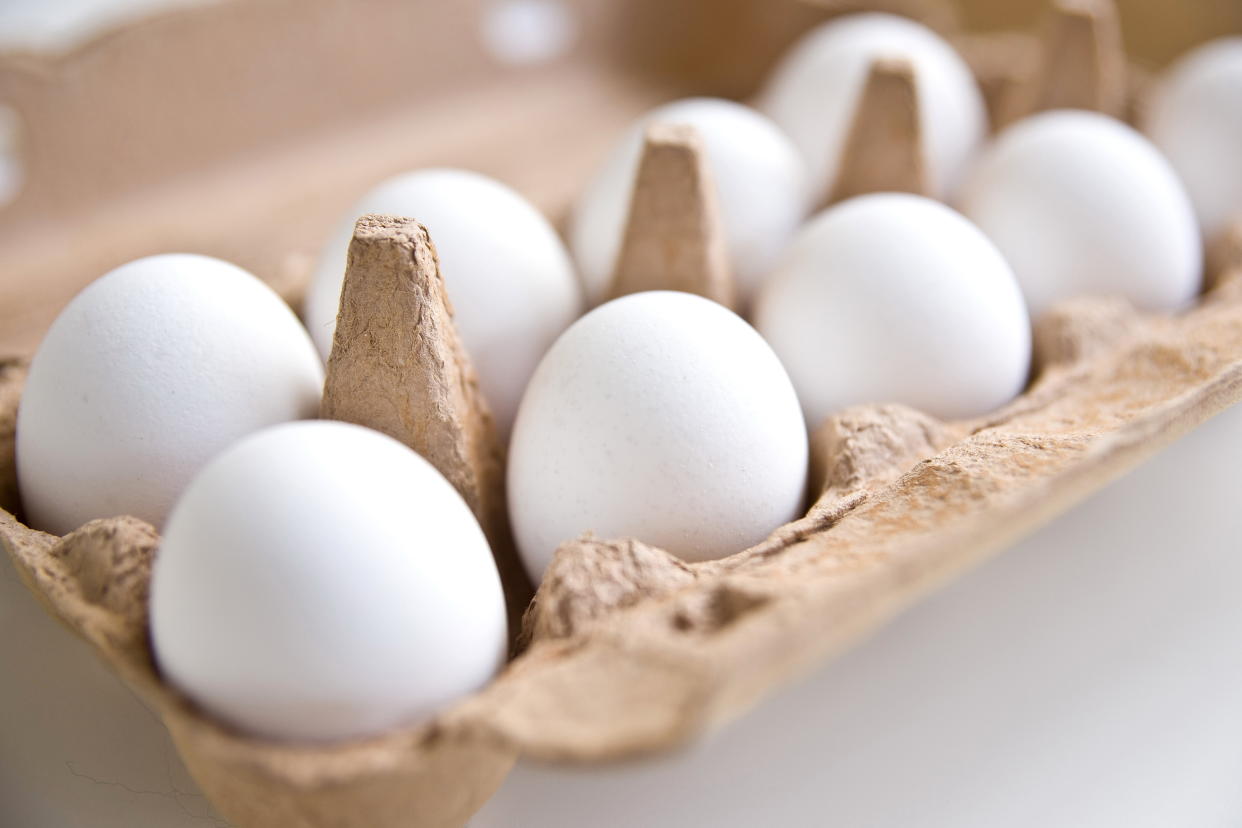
[570, 97, 809, 308]
[508, 290, 809, 579]
[959, 110, 1202, 319]
[16, 254, 324, 535]
[151, 420, 508, 743]
[304, 168, 582, 435]
[756, 193, 1031, 428]
[759, 12, 986, 203]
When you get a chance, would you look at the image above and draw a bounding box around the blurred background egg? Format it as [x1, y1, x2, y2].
[304, 168, 582, 435]
[959, 110, 1202, 318]
[569, 97, 808, 308]
[16, 254, 323, 535]
[151, 420, 507, 743]
[1144, 37, 1242, 245]
[508, 290, 808, 578]
[759, 13, 986, 204]
[756, 193, 1030, 428]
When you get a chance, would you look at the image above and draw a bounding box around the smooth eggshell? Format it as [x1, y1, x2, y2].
[305, 168, 582, 435]
[508, 291, 808, 579]
[1145, 37, 1242, 243]
[759, 13, 986, 203]
[959, 110, 1202, 319]
[756, 194, 1031, 428]
[151, 420, 507, 743]
[569, 97, 809, 308]
[16, 254, 324, 535]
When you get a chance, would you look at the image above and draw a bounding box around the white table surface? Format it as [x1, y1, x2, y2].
[3, 402, 1241, 827]
[475, 402, 1242, 828]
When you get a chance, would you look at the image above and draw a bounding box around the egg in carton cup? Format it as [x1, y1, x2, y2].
[3, 0, 1242, 826]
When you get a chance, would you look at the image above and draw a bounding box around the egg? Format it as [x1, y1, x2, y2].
[16, 254, 323, 535]
[508, 291, 808, 578]
[1145, 37, 1242, 243]
[759, 13, 986, 203]
[569, 97, 808, 308]
[305, 168, 582, 435]
[958, 110, 1202, 318]
[151, 420, 507, 742]
[755, 194, 1030, 428]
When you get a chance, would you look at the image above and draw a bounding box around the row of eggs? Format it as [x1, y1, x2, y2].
[12, 14, 1242, 743]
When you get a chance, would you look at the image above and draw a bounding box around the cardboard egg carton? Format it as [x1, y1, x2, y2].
[2, 0, 1241, 826]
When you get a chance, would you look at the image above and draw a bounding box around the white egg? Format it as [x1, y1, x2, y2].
[959, 110, 1202, 318]
[1145, 37, 1242, 243]
[569, 97, 809, 307]
[759, 13, 986, 203]
[16, 254, 323, 535]
[755, 194, 1031, 427]
[151, 420, 507, 743]
[508, 291, 808, 578]
[305, 168, 582, 435]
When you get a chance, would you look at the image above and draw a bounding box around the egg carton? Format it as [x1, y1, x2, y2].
[2, 0, 1241, 826]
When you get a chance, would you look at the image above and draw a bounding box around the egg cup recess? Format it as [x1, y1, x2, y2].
[3, 3, 1242, 828]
